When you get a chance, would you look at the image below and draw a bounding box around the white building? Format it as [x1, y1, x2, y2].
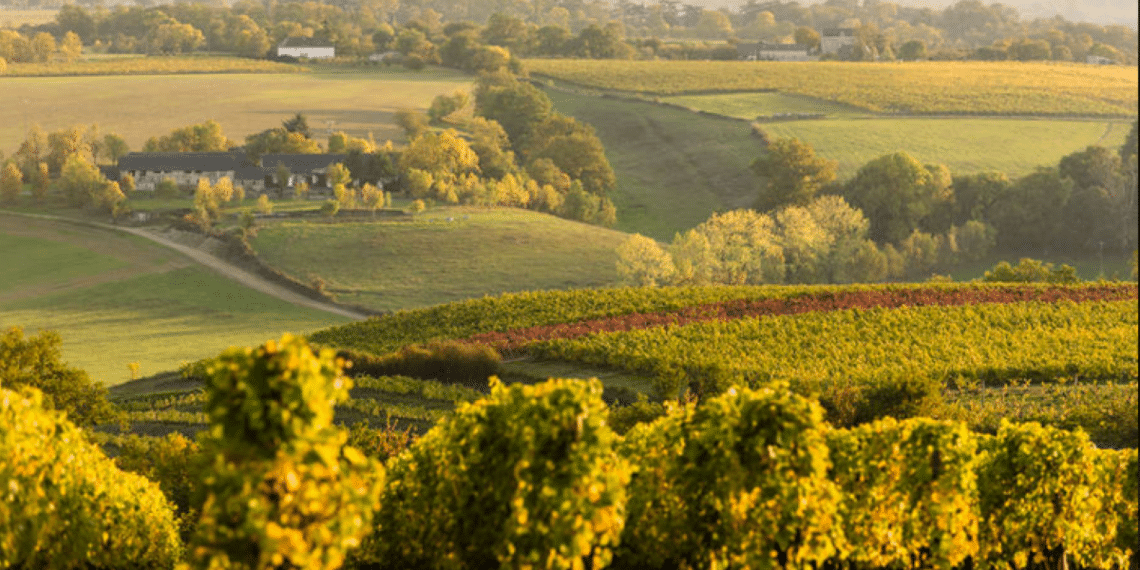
[820, 28, 856, 55]
[277, 37, 336, 59]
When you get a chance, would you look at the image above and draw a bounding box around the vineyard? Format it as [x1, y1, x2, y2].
[524, 59, 1139, 116]
[5, 283, 1138, 567]
[0, 55, 305, 76]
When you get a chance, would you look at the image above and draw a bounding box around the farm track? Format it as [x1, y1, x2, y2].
[464, 284, 1139, 354]
[0, 211, 370, 321]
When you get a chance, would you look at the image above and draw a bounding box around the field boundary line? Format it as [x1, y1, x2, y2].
[0, 210, 369, 321]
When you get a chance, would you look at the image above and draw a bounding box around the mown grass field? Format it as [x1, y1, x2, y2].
[0, 213, 349, 385]
[0, 8, 56, 27]
[248, 206, 628, 312]
[0, 65, 475, 157]
[525, 59, 1139, 116]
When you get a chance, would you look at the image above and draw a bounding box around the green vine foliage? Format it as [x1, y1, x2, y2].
[0, 386, 182, 568]
[613, 384, 842, 570]
[975, 421, 1132, 569]
[826, 417, 981, 569]
[353, 377, 630, 570]
[184, 334, 383, 570]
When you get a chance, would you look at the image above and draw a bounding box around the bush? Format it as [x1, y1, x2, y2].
[354, 378, 630, 569]
[155, 177, 180, 198]
[112, 432, 203, 540]
[185, 335, 383, 570]
[976, 422, 1131, 569]
[826, 417, 981, 569]
[613, 385, 842, 569]
[340, 340, 501, 388]
[320, 198, 340, 217]
[0, 387, 182, 568]
[984, 257, 1079, 283]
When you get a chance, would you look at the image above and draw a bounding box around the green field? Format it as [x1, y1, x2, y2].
[248, 207, 628, 312]
[0, 213, 349, 385]
[543, 84, 1133, 241]
[0, 66, 476, 157]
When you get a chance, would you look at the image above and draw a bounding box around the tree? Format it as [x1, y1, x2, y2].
[617, 234, 676, 286]
[0, 326, 121, 427]
[898, 39, 927, 60]
[468, 117, 516, 180]
[145, 120, 232, 152]
[843, 152, 951, 244]
[244, 128, 321, 161]
[46, 125, 93, 175]
[989, 167, 1073, 252]
[101, 133, 130, 165]
[525, 114, 616, 196]
[983, 258, 1078, 283]
[795, 26, 821, 50]
[15, 124, 46, 182]
[399, 130, 479, 179]
[481, 12, 534, 55]
[694, 9, 734, 39]
[30, 32, 55, 63]
[427, 90, 469, 125]
[751, 138, 837, 212]
[474, 72, 553, 150]
[59, 31, 83, 62]
[951, 171, 1011, 225]
[282, 112, 312, 138]
[393, 108, 430, 140]
[1121, 120, 1138, 164]
[34, 162, 49, 202]
[1, 162, 21, 204]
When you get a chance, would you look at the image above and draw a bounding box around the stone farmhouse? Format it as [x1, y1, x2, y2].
[821, 28, 856, 55]
[116, 151, 351, 197]
[277, 37, 336, 59]
[118, 152, 244, 192]
[261, 154, 348, 191]
[738, 42, 817, 61]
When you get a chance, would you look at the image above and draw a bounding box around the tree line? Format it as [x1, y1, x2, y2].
[2, 0, 1134, 64]
[618, 120, 1139, 286]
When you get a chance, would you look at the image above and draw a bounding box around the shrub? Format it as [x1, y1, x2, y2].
[0, 386, 182, 568]
[354, 378, 630, 569]
[184, 335, 383, 570]
[826, 417, 980, 569]
[112, 432, 203, 540]
[155, 177, 180, 198]
[984, 257, 1079, 283]
[614, 384, 842, 569]
[320, 198, 340, 217]
[976, 421, 1129, 569]
[340, 340, 501, 388]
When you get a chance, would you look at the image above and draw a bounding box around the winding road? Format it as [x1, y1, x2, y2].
[2, 211, 370, 321]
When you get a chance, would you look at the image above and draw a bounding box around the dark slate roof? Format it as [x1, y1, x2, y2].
[118, 152, 244, 172]
[823, 28, 856, 37]
[235, 165, 269, 181]
[278, 36, 335, 48]
[757, 43, 811, 52]
[260, 154, 348, 172]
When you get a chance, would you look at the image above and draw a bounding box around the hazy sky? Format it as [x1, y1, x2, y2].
[691, 0, 1139, 27]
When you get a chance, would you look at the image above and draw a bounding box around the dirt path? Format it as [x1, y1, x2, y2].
[1, 211, 370, 321]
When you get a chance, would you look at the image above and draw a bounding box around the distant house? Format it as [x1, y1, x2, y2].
[739, 42, 816, 61]
[821, 28, 856, 55]
[277, 37, 335, 59]
[1086, 54, 1115, 65]
[118, 152, 244, 191]
[368, 51, 402, 63]
[260, 153, 349, 194]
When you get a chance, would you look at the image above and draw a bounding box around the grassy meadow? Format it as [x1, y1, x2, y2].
[525, 59, 1139, 115]
[0, 213, 350, 385]
[0, 65, 476, 157]
[541, 79, 1133, 240]
[248, 207, 628, 312]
